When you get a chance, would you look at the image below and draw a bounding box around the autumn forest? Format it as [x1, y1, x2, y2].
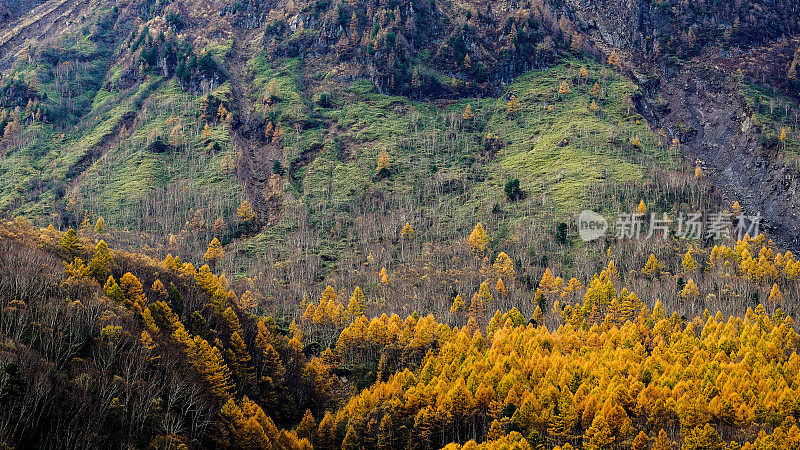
[2, 0, 800, 448]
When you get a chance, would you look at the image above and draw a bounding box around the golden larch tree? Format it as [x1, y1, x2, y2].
[467, 222, 489, 256]
[492, 252, 515, 279]
[682, 250, 698, 272]
[237, 200, 256, 222]
[495, 278, 506, 297]
[608, 51, 622, 68]
[558, 80, 572, 95]
[450, 294, 464, 314]
[205, 238, 225, 267]
[578, 65, 589, 81]
[462, 104, 474, 120]
[217, 104, 229, 121]
[94, 216, 106, 234]
[642, 254, 661, 279]
[89, 240, 113, 282]
[469, 281, 492, 322]
[590, 82, 601, 97]
[120, 272, 147, 310]
[768, 283, 783, 303]
[346, 286, 365, 318]
[681, 278, 700, 301]
[507, 94, 521, 115]
[401, 222, 415, 239]
[377, 148, 391, 171]
[632, 431, 650, 450]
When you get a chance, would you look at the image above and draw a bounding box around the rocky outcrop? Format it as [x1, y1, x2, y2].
[567, 0, 800, 56]
[637, 46, 800, 250]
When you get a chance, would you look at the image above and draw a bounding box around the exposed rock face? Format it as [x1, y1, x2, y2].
[638, 61, 800, 250]
[556, 0, 800, 248]
[567, 0, 800, 55]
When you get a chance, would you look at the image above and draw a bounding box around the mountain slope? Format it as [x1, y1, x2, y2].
[0, 0, 796, 294]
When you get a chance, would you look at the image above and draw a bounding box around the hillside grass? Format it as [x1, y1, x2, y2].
[740, 79, 800, 161]
[233, 56, 676, 274]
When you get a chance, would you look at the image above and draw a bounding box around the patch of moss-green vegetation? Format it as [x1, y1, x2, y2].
[740, 79, 800, 162]
[238, 56, 676, 274]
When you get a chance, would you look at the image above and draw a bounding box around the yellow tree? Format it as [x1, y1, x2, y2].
[266, 80, 279, 104]
[467, 222, 489, 256]
[608, 51, 622, 69]
[695, 165, 704, 178]
[570, 33, 583, 54]
[152, 279, 167, 301]
[62, 228, 85, 258]
[578, 65, 589, 81]
[88, 240, 113, 282]
[94, 216, 106, 234]
[104, 275, 125, 303]
[535, 268, 564, 308]
[558, 80, 572, 96]
[682, 250, 698, 272]
[450, 294, 464, 314]
[549, 389, 579, 440]
[681, 278, 700, 301]
[495, 278, 507, 298]
[237, 200, 256, 222]
[379, 267, 390, 285]
[561, 277, 583, 302]
[317, 412, 336, 449]
[205, 238, 225, 268]
[507, 95, 521, 115]
[780, 127, 788, 149]
[670, 137, 681, 156]
[401, 222, 415, 239]
[637, 200, 647, 214]
[492, 252, 515, 279]
[642, 254, 661, 279]
[271, 123, 283, 144]
[264, 121, 274, 141]
[200, 96, 211, 121]
[584, 414, 614, 449]
[120, 272, 147, 310]
[226, 332, 256, 390]
[377, 148, 391, 172]
[64, 258, 90, 281]
[217, 104, 229, 121]
[487, 419, 503, 441]
[590, 82, 601, 97]
[296, 409, 317, 442]
[769, 283, 783, 303]
[469, 281, 492, 322]
[616, 288, 641, 321]
[346, 286, 365, 319]
[462, 104, 474, 120]
[632, 431, 650, 450]
[682, 424, 723, 450]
